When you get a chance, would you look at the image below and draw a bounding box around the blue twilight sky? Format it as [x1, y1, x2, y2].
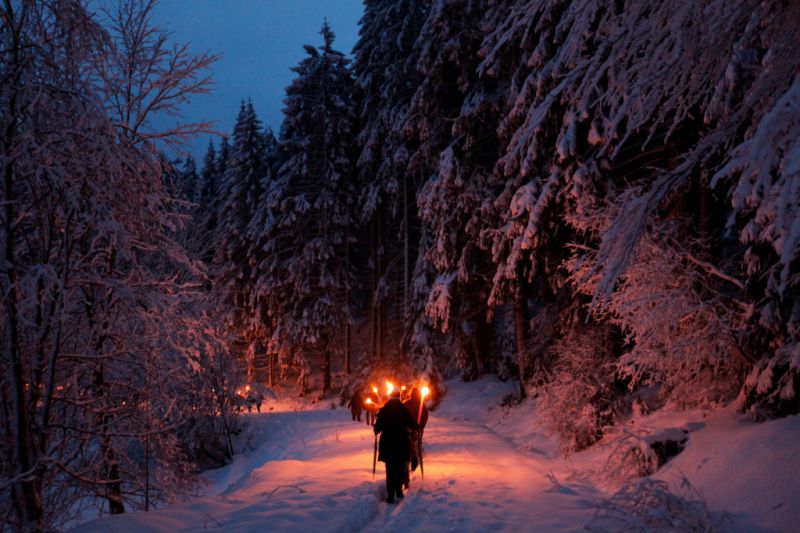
[149, 0, 364, 160]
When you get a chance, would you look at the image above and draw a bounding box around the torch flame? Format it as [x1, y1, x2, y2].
[386, 381, 394, 395]
[417, 385, 430, 424]
[365, 398, 372, 405]
[372, 386, 378, 394]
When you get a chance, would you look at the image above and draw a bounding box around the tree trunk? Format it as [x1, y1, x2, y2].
[345, 219, 351, 374]
[403, 173, 410, 324]
[376, 209, 385, 361]
[513, 286, 528, 399]
[323, 350, 331, 393]
[268, 350, 275, 388]
[93, 363, 125, 514]
[344, 321, 351, 375]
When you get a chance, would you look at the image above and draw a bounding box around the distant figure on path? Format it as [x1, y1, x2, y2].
[349, 390, 364, 422]
[246, 387, 265, 413]
[374, 388, 418, 503]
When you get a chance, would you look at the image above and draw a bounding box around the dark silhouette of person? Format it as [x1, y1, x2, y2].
[374, 388, 418, 503]
[348, 390, 364, 422]
[246, 387, 264, 413]
[403, 387, 429, 488]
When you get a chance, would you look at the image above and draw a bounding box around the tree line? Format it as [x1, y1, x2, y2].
[196, 0, 800, 445]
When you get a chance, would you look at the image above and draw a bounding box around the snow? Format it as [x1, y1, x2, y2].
[652, 404, 800, 531]
[71, 377, 800, 532]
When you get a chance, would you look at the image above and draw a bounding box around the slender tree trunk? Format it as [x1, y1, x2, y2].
[88, 246, 125, 515]
[344, 321, 351, 375]
[376, 209, 384, 360]
[371, 217, 378, 360]
[403, 174, 410, 325]
[345, 221, 351, 374]
[513, 286, 528, 399]
[144, 355, 151, 512]
[268, 350, 275, 388]
[93, 363, 125, 514]
[323, 350, 331, 393]
[216, 356, 234, 459]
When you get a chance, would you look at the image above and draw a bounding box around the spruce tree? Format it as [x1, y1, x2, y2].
[179, 155, 199, 202]
[352, 0, 428, 366]
[213, 101, 270, 380]
[199, 140, 218, 212]
[196, 140, 219, 261]
[400, 0, 495, 383]
[256, 22, 356, 392]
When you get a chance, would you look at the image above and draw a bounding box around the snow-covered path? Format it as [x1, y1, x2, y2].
[72, 379, 603, 532]
[70, 376, 800, 532]
[361, 415, 601, 532]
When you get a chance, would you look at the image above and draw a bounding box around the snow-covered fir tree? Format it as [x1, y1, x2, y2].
[178, 155, 199, 202]
[195, 140, 219, 260]
[212, 101, 273, 380]
[352, 0, 428, 366]
[255, 22, 356, 392]
[401, 0, 498, 383]
[199, 141, 218, 211]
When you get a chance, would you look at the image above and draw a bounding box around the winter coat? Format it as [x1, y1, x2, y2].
[374, 397, 418, 463]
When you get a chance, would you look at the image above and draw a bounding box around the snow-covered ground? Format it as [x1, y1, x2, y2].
[71, 377, 800, 532]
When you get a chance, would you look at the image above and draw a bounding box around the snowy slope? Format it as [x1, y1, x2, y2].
[70, 377, 800, 532]
[652, 405, 800, 531]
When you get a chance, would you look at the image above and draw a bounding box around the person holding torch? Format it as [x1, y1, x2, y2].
[403, 386, 429, 487]
[365, 386, 380, 426]
[374, 383, 418, 503]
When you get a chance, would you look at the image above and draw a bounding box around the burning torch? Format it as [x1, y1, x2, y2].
[367, 397, 377, 476]
[418, 386, 429, 478]
[417, 386, 429, 424]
